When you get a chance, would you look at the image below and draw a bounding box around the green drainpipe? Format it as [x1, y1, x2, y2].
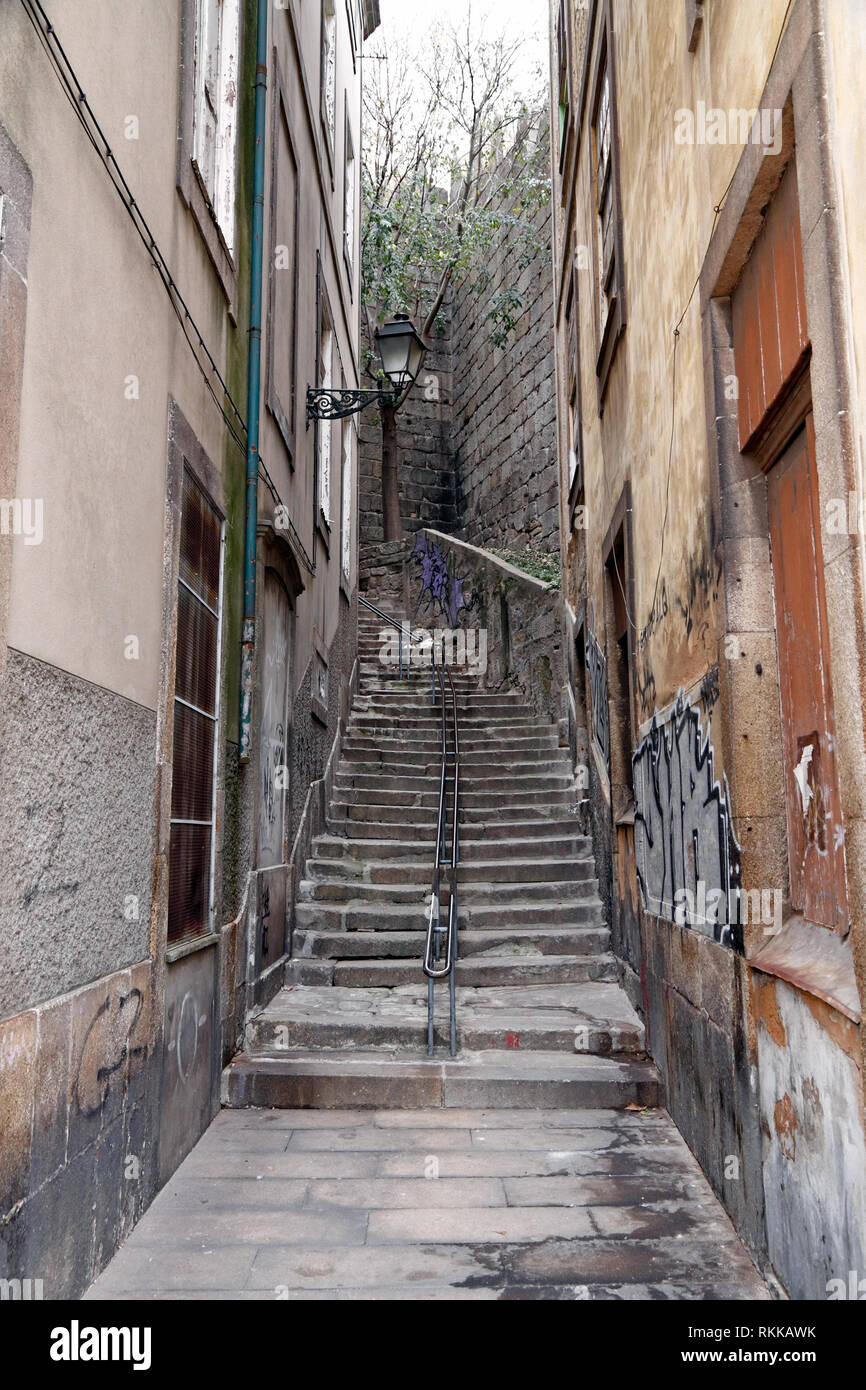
[239, 0, 268, 763]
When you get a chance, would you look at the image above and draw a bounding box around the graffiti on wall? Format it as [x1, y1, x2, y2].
[585, 601, 610, 769]
[632, 690, 742, 949]
[73, 988, 146, 1118]
[412, 534, 476, 628]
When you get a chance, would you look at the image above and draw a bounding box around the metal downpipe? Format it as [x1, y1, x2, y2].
[239, 0, 269, 763]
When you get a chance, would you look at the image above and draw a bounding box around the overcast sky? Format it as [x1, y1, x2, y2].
[377, 0, 550, 97]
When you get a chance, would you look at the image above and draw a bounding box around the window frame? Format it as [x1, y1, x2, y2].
[167, 465, 226, 949]
[565, 266, 585, 523]
[343, 102, 356, 291]
[266, 52, 301, 468]
[320, 0, 338, 182]
[588, 0, 626, 409]
[177, 0, 238, 311]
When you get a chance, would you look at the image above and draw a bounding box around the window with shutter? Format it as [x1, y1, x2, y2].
[192, 0, 240, 254]
[168, 469, 224, 945]
[344, 117, 356, 280]
[322, 0, 338, 152]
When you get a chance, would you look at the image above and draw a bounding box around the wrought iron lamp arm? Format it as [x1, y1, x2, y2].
[306, 383, 400, 425]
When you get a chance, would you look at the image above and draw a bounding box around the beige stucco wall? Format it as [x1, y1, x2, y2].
[567, 0, 790, 716]
[261, 0, 363, 701]
[825, 0, 866, 635]
[0, 0, 235, 711]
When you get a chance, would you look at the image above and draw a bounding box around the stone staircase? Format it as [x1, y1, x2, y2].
[222, 607, 663, 1111]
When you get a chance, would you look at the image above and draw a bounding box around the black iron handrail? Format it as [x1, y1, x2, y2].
[358, 593, 417, 678]
[422, 648, 460, 1056]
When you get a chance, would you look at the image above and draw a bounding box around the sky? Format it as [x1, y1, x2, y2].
[377, 0, 550, 98]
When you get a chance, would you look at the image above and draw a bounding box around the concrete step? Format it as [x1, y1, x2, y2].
[304, 856, 596, 889]
[352, 692, 529, 710]
[334, 776, 574, 800]
[293, 925, 611, 959]
[340, 756, 575, 778]
[303, 954, 618, 989]
[342, 734, 560, 754]
[222, 1050, 664, 1110]
[333, 787, 578, 810]
[348, 711, 551, 729]
[293, 897, 606, 931]
[244, 982, 645, 1056]
[325, 815, 587, 842]
[340, 748, 562, 771]
[311, 834, 590, 862]
[330, 801, 583, 827]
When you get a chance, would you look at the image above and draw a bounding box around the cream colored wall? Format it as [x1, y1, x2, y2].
[825, 0, 866, 600]
[0, 0, 235, 712]
[569, 0, 790, 717]
[262, 0, 362, 691]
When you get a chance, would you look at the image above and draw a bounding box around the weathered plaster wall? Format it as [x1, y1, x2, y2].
[0, 651, 156, 1020]
[551, 0, 866, 1289]
[0, 959, 158, 1300]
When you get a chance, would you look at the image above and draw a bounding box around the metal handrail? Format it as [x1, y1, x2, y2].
[422, 646, 461, 1056]
[358, 593, 417, 678]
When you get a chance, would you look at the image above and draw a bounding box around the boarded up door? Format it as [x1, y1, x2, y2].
[767, 415, 847, 929]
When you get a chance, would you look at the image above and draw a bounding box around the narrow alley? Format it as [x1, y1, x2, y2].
[1, 0, 864, 1345]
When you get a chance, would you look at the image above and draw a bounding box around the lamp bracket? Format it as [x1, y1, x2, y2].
[306, 385, 399, 426]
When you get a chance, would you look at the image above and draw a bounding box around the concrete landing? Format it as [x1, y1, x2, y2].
[85, 1107, 770, 1300]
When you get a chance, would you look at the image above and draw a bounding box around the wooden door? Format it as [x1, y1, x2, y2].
[767, 414, 847, 929]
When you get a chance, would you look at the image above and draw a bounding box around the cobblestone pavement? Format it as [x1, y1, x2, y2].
[85, 1106, 771, 1300]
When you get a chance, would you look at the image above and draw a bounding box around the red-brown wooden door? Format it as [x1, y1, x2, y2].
[767, 414, 847, 930]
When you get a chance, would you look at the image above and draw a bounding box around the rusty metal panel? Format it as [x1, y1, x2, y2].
[733, 161, 810, 451]
[767, 417, 847, 930]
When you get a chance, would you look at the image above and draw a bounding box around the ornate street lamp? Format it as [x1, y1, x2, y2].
[306, 312, 428, 424]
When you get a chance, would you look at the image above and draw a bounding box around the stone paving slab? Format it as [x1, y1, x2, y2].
[86, 1107, 770, 1301]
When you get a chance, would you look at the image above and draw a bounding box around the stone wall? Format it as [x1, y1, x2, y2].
[361, 530, 567, 729]
[358, 302, 457, 543]
[359, 126, 558, 559]
[451, 159, 558, 552]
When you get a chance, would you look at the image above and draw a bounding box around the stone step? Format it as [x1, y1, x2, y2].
[310, 834, 590, 862]
[293, 897, 606, 931]
[293, 925, 611, 959]
[334, 787, 578, 810]
[334, 775, 574, 799]
[304, 856, 595, 888]
[221, 1050, 664, 1110]
[342, 733, 560, 754]
[244, 982, 645, 1056]
[341, 747, 562, 771]
[346, 720, 555, 740]
[325, 815, 587, 842]
[335, 761, 572, 783]
[331, 801, 582, 826]
[357, 665, 483, 684]
[297, 954, 618, 989]
[352, 690, 527, 707]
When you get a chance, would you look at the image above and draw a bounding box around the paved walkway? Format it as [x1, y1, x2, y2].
[85, 1106, 770, 1300]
